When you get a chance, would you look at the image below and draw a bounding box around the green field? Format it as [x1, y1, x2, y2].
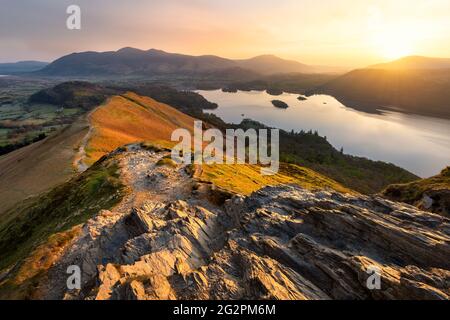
[0, 79, 83, 147]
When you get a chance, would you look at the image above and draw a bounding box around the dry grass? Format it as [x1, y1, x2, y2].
[0, 116, 89, 217]
[84, 92, 196, 165]
[156, 157, 177, 168]
[0, 225, 82, 299]
[82, 91, 352, 197]
[199, 162, 352, 195]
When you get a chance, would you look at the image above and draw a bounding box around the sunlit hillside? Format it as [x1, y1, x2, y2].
[199, 163, 351, 195]
[83, 92, 196, 165]
[83, 91, 351, 195]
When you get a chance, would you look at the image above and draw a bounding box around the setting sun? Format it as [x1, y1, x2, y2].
[370, 23, 416, 60]
[378, 33, 414, 60]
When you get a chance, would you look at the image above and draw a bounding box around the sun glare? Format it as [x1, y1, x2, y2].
[373, 28, 415, 60]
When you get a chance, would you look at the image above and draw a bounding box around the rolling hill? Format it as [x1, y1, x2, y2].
[382, 166, 450, 216]
[0, 116, 89, 216]
[36, 47, 335, 77]
[313, 57, 450, 119]
[0, 61, 48, 74]
[82, 92, 197, 166]
[26, 81, 419, 193]
[1, 85, 446, 300]
[0, 143, 448, 300]
[370, 56, 450, 70]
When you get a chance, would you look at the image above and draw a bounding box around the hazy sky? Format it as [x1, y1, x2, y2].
[1, 0, 449, 67]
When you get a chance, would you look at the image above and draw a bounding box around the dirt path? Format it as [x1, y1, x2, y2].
[73, 126, 93, 172]
[119, 146, 193, 207]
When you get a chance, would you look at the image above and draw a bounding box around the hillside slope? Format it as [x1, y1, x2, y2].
[0, 61, 48, 74]
[0, 116, 89, 216]
[370, 56, 450, 70]
[382, 167, 450, 217]
[1, 146, 448, 300]
[313, 68, 450, 119]
[82, 92, 196, 166]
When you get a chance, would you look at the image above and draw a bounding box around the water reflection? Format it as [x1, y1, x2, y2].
[197, 89, 450, 178]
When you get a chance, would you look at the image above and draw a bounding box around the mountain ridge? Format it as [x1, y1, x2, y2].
[370, 55, 450, 70]
[312, 67, 450, 119]
[0, 61, 49, 74]
[36, 47, 342, 76]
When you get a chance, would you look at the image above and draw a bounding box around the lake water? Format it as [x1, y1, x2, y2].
[197, 89, 450, 178]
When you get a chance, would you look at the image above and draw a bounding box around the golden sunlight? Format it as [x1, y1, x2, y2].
[372, 28, 415, 60]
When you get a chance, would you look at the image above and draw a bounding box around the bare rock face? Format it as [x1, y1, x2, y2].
[41, 148, 450, 300]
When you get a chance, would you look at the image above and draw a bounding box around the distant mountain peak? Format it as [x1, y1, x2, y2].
[116, 47, 146, 54]
[370, 55, 450, 70]
[146, 48, 168, 54]
[0, 60, 49, 74]
[37, 47, 340, 76]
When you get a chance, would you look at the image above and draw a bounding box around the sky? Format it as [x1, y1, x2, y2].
[1, 0, 449, 67]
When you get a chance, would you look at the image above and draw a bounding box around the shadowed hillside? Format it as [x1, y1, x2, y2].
[0, 154, 126, 299]
[36, 48, 338, 77]
[382, 167, 450, 216]
[313, 68, 450, 119]
[28, 81, 111, 110]
[0, 61, 48, 74]
[370, 56, 450, 70]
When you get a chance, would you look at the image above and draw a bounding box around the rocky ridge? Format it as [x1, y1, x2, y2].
[40, 146, 449, 300]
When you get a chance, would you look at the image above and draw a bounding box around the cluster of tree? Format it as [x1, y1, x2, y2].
[0, 133, 46, 156]
[221, 73, 337, 95]
[28, 81, 110, 110]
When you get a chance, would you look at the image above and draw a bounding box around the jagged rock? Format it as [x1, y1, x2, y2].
[123, 275, 176, 300]
[38, 148, 450, 300]
[96, 264, 121, 300]
[124, 208, 153, 235]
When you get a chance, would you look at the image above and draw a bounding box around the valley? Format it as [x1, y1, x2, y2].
[0, 50, 448, 301]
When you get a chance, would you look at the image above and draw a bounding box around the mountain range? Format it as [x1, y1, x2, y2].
[36, 47, 343, 76]
[313, 56, 450, 119]
[370, 56, 450, 70]
[3, 50, 450, 120]
[0, 61, 48, 74]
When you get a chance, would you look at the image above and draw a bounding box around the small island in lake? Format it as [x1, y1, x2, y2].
[297, 95, 307, 101]
[271, 100, 289, 109]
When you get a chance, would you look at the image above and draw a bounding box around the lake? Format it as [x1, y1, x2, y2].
[197, 89, 450, 178]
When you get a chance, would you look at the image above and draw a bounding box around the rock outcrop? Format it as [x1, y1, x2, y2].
[382, 167, 450, 217]
[36, 146, 450, 300]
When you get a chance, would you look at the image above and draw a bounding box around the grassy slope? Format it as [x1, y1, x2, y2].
[84, 92, 196, 165]
[0, 154, 126, 299]
[0, 116, 89, 216]
[382, 167, 450, 216]
[196, 117, 417, 194]
[0, 90, 354, 298]
[199, 162, 352, 195]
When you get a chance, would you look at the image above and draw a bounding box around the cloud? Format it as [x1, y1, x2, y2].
[0, 0, 449, 66]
